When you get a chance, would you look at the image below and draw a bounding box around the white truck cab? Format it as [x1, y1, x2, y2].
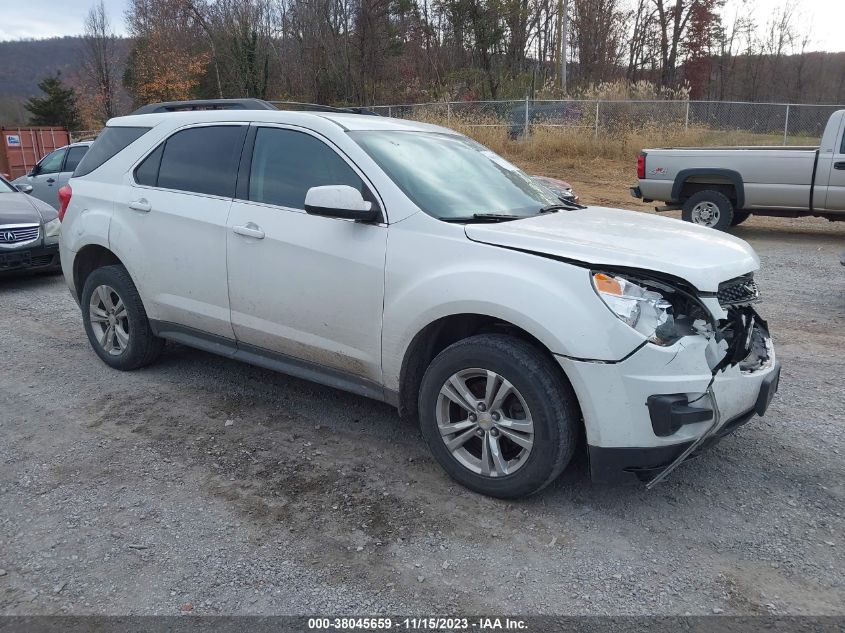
[59, 100, 780, 498]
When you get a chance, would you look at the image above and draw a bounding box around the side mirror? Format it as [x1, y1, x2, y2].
[16, 183, 33, 194]
[28, 165, 40, 177]
[304, 185, 379, 222]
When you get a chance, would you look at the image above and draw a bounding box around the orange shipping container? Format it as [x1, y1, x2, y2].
[0, 127, 71, 180]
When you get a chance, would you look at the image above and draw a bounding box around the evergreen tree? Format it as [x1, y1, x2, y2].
[24, 73, 82, 130]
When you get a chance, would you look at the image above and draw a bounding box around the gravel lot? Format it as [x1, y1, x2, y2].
[1, 214, 843, 616]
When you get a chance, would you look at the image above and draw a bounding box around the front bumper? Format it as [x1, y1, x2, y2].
[0, 243, 60, 275]
[557, 328, 780, 485]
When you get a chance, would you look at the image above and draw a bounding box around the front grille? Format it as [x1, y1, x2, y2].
[718, 275, 759, 306]
[0, 224, 40, 245]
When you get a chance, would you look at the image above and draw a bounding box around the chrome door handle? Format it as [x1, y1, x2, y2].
[128, 198, 151, 212]
[232, 223, 265, 239]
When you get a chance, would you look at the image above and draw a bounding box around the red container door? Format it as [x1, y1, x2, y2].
[1, 127, 71, 179]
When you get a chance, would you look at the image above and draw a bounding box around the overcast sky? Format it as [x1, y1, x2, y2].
[0, 0, 842, 52]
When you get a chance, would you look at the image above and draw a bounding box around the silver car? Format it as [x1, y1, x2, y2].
[13, 141, 92, 209]
[0, 175, 61, 274]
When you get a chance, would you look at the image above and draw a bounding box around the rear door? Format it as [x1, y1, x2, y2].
[225, 124, 387, 384]
[28, 148, 66, 207]
[57, 145, 89, 190]
[112, 123, 247, 339]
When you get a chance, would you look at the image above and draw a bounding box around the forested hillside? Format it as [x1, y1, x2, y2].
[0, 36, 130, 124]
[1, 0, 844, 128]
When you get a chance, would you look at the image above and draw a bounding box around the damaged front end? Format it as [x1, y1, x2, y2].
[569, 268, 781, 486]
[644, 273, 780, 487]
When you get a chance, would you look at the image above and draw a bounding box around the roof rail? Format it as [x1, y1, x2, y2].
[270, 101, 381, 116]
[131, 99, 278, 115]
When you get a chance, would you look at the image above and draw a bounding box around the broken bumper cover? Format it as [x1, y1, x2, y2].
[590, 362, 780, 483]
[557, 331, 780, 485]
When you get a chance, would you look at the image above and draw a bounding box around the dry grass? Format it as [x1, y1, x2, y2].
[409, 113, 819, 210]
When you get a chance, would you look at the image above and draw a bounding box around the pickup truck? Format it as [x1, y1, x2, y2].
[631, 109, 845, 230]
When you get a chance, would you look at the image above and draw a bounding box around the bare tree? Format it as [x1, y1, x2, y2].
[570, 0, 626, 86]
[654, 0, 698, 87]
[82, 0, 119, 121]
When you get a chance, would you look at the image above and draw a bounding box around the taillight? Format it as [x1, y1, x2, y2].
[58, 185, 72, 221]
[636, 153, 646, 179]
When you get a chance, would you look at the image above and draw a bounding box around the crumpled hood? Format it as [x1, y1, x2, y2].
[0, 192, 56, 225]
[464, 206, 759, 292]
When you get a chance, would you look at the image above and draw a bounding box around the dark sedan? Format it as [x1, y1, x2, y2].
[0, 176, 62, 275]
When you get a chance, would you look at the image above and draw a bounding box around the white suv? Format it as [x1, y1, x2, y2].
[60, 100, 780, 498]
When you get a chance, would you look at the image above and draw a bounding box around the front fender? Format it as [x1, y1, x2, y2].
[381, 218, 645, 392]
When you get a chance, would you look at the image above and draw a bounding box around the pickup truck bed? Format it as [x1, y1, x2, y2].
[631, 109, 845, 230]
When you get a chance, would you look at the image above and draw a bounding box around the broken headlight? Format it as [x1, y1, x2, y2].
[591, 272, 706, 346]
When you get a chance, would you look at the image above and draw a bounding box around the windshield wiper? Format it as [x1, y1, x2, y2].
[538, 202, 587, 213]
[438, 213, 525, 223]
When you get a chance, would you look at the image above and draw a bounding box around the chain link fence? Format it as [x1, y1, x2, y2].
[67, 100, 843, 146]
[68, 130, 101, 143]
[370, 99, 843, 145]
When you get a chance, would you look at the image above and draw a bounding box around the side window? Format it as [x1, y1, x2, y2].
[134, 144, 164, 187]
[248, 127, 364, 209]
[37, 149, 66, 174]
[157, 126, 247, 197]
[63, 146, 88, 172]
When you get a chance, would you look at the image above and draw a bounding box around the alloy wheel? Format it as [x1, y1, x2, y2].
[89, 284, 130, 356]
[436, 368, 534, 477]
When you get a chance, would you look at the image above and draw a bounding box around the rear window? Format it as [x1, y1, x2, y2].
[74, 126, 150, 177]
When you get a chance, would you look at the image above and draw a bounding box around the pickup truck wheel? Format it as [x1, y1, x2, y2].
[730, 212, 751, 226]
[81, 265, 164, 370]
[682, 190, 734, 230]
[418, 334, 578, 499]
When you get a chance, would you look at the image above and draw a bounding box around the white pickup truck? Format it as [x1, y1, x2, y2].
[631, 109, 845, 230]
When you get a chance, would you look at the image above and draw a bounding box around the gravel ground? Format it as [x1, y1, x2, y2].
[0, 214, 843, 616]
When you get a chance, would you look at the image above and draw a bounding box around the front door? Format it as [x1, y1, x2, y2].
[226, 125, 387, 384]
[28, 147, 66, 206]
[821, 125, 845, 211]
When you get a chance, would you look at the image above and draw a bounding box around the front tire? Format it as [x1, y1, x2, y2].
[682, 190, 734, 231]
[418, 334, 579, 499]
[80, 265, 163, 370]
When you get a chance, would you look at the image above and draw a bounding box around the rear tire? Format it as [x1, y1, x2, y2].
[730, 211, 751, 226]
[682, 190, 734, 231]
[81, 265, 163, 370]
[418, 334, 579, 499]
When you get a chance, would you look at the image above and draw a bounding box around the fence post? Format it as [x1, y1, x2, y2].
[685, 101, 690, 132]
[524, 95, 530, 138]
[388, 106, 392, 118]
[447, 101, 452, 126]
[783, 104, 790, 145]
[595, 100, 600, 138]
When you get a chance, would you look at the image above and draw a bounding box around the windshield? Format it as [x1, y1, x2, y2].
[0, 176, 16, 193]
[350, 130, 562, 220]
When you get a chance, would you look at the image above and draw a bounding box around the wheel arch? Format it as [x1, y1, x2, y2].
[72, 244, 126, 302]
[396, 312, 581, 423]
[672, 168, 745, 209]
